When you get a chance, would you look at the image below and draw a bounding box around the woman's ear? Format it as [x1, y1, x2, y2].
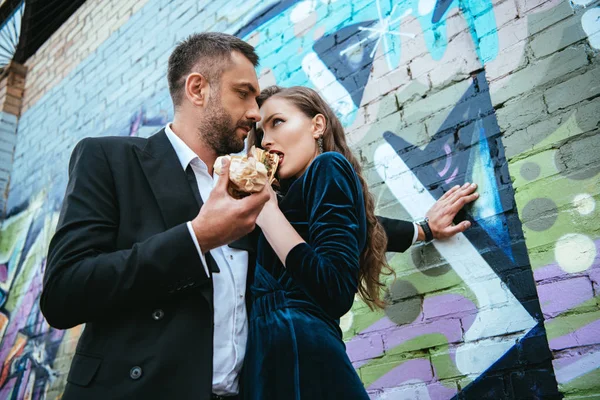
[312, 114, 326, 139]
[185, 72, 210, 107]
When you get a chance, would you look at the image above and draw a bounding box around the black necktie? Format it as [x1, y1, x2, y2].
[185, 164, 220, 273]
[185, 164, 203, 207]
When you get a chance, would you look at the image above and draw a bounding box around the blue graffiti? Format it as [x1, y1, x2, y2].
[383, 71, 518, 266]
[467, 120, 515, 262]
[237, 0, 498, 125]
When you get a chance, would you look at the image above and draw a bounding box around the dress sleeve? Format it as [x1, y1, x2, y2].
[284, 152, 366, 319]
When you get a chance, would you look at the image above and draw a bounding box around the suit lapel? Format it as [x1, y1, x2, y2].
[135, 129, 201, 227]
[228, 235, 254, 253]
[135, 129, 213, 306]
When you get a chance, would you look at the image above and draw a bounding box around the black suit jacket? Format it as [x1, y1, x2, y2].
[41, 130, 415, 400]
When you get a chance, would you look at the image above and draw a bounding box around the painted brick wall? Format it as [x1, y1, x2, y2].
[0, 111, 17, 215]
[0, 0, 598, 399]
[21, 0, 151, 114]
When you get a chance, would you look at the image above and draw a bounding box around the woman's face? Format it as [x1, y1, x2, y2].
[256, 96, 324, 180]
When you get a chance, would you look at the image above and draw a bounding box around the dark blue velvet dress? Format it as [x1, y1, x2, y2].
[242, 152, 370, 399]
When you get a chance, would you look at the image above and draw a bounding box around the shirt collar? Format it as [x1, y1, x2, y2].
[164, 123, 207, 170]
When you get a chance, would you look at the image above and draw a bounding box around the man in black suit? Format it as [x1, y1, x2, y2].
[41, 32, 477, 400]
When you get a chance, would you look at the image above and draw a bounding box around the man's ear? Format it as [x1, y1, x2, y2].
[185, 72, 210, 107]
[312, 114, 326, 139]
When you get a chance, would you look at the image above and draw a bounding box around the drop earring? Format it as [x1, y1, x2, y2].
[317, 136, 324, 153]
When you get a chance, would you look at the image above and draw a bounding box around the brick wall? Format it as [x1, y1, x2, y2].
[21, 0, 150, 113]
[0, 0, 598, 398]
[0, 62, 26, 224]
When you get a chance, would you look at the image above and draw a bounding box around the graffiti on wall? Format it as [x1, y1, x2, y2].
[236, 0, 596, 398]
[235, 0, 562, 398]
[0, 193, 79, 399]
[511, 107, 600, 393]
[237, 0, 499, 128]
[0, 103, 169, 397]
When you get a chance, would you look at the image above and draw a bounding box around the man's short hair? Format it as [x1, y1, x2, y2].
[167, 32, 259, 107]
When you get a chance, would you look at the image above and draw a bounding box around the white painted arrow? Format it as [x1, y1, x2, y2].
[374, 142, 537, 376]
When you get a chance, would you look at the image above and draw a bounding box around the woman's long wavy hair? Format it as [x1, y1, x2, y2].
[248, 85, 393, 310]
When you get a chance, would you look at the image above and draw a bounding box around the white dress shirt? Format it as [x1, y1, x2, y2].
[165, 124, 248, 396]
[412, 222, 419, 244]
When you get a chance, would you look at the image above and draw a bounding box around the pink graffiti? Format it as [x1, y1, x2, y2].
[436, 144, 459, 184]
[348, 294, 478, 369]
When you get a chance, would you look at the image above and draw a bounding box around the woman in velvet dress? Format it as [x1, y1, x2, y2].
[242, 86, 391, 399]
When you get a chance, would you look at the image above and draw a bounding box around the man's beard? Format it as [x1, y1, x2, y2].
[198, 91, 250, 155]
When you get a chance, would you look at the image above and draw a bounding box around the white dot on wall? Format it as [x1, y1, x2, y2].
[418, 0, 436, 15]
[555, 233, 597, 273]
[573, 193, 596, 215]
[581, 7, 600, 50]
[339, 310, 354, 333]
[290, 1, 317, 23]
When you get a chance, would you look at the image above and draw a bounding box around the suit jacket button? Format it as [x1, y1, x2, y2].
[152, 309, 164, 320]
[130, 366, 142, 380]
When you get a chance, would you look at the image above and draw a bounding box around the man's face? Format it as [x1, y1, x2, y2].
[199, 51, 261, 155]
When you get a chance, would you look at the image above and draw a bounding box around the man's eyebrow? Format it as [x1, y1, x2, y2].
[233, 82, 258, 94]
